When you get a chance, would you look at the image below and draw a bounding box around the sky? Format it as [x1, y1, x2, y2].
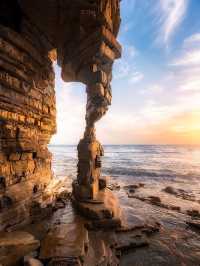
[51, 0, 200, 145]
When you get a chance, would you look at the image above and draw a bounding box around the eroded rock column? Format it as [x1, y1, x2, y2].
[71, 0, 121, 203]
[73, 64, 113, 201]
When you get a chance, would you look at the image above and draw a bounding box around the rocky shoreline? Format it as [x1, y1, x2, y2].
[1, 178, 200, 266]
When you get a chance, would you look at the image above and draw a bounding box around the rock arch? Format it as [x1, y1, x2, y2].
[0, 0, 121, 230]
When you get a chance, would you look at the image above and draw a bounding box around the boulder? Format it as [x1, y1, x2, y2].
[148, 196, 161, 204]
[0, 231, 40, 266]
[99, 177, 108, 190]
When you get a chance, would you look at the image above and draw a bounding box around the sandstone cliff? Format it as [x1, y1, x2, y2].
[0, 17, 56, 230]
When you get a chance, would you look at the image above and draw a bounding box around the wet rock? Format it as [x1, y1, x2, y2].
[148, 196, 161, 204]
[139, 183, 145, 187]
[116, 223, 160, 236]
[24, 257, 43, 266]
[163, 186, 177, 195]
[187, 220, 200, 230]
[127, 194, 145, 201]
[54, 201, 66, 210]
[48, 258, 82, 266]
[124, 183, 145, 191]
[84, 232, 120, 266]
[127, 193, 138, 199]
[108, 183, 121, 191]
[56, 189, 70, 204]
[163, 186, 196, 201]
[141, 225, 160, 236]
[170, 206, 181, 211]
[30, 202, 53, 223]
[116, 225, 147, 233]
[39, 223, 89, 261]
[115, 235, 149, 254]
[187, 209, 200, 218]
[53, 189, 70, 210]
[85, 218, 121, 231]
[99, 177, 108, 190]
[129, 189, 135, 194]
[0, 231, 40, 266]
[72, 189, 122, 227]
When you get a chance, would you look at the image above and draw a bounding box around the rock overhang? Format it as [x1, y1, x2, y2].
[0, 0, 122, 231]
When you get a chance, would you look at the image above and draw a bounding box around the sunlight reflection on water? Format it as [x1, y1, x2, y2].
[48, 144, 200, 194]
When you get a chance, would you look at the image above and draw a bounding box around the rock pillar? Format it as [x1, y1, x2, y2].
[73, 65, 113, 201]
[69, 0, 121, 204]
[71, 1, 122, 226]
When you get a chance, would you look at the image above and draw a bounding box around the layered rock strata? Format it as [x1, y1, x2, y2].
[0, 21, 56, 230]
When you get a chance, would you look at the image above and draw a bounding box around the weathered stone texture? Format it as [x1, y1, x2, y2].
[72, 0, 121, 205]
[0, 21, 56, 231]
[0, 0, 121, 232]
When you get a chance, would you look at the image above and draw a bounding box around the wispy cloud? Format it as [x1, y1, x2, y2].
[172, 32, 200, 67]
[129, 72, 144, 84]
[114, 44, 144, 83]
[183, 33, 200, 47]
[156, 0, 188, 45]
[172, 50, 200, 67]
[124, 45, 138, 58]
[170, 32, 200, 93]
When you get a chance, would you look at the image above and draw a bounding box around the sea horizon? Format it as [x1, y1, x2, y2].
[49, 144, 200, 182]
[49, 143, 200, 146]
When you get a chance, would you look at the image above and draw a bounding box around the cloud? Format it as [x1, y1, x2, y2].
[113, 44, 138, 80]
[170, 33, 200, 93]
[113, 44, 143, 83]
[172, 50, 200, 67]
[140, 85, 164, 95]
[180, 74, 200, 92]
[171, 32, 200, 67]
[183, 33, 200, 47]
[129, 72, 144, 84]
[156, 0, 188, 44]
[125, 45, 138, 58]
[114, 59, 131, 79]
[114, 59, 144, 83]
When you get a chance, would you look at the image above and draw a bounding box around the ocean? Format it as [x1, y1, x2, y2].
[48, 145, 200, 265]
[49, 145, 200, 193]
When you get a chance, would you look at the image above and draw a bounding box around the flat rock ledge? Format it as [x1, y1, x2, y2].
[72, 188, 123, 230]
[0, 231, 40, 266]
[39, 223, 89, 263]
